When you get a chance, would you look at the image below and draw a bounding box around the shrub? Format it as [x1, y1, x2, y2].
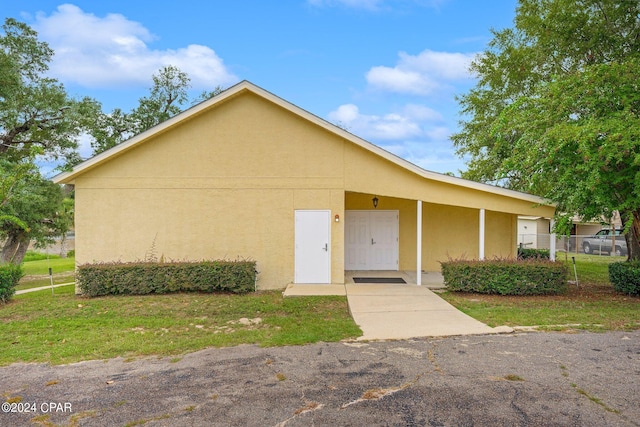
[0, 264, 24, 303]
[76, 260, 257, 297]
[441, 259, 568, 295]
[66, 250, 75, 258]
[517, 248, 550, 260]
[608, 261, 640, 296]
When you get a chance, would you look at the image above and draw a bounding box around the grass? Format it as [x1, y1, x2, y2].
[15, 274, 76, 291]
[0, 286, 361, 366]
[558, 252, 621, 284]
[5, 250, 639, 367]
[14, 255, 76, 291]
[440, 253, 640, 331]
[20, 256, 75, 276]
[6, 254, 361, 366]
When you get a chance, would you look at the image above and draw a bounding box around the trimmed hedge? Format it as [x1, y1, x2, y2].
[77, 260, 257, 297]
[441, 259, 568, 295]
[517, 248, 550, 260]
[608, 261, 640, 296]
[0, 264, 23, 303]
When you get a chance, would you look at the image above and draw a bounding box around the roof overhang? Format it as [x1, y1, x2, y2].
[53, 80, 554, 209]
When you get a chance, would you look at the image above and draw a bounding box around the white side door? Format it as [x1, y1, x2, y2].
[295, 210, 331, 283]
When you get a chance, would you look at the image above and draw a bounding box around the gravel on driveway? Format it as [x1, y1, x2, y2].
[1, 331, 639, 426]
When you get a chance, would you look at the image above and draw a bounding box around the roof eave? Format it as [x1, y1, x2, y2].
[52, 80, 555, 208]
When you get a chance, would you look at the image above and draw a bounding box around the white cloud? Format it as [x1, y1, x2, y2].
[76, 133, 93, 160]
[379, 139, 463, 174]
[366, 49, 476, 95]
[328, 103, 443, 140]
[34, 4, 237, 89]
[327, 102, 464, 173]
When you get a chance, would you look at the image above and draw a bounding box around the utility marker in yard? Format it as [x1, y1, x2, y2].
[49, 267, 54, 295]
[569, 256, 579, 287]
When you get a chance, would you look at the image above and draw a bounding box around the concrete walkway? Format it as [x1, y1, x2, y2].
[345, 284, 506, 340]
[284, 282, 511, 340]
[15, 282, 75, 295]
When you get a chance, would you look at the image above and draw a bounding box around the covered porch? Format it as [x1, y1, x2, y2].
[340, 191, 556, 287]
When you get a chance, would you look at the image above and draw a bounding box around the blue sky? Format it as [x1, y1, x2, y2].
[3, 0, 518, 175]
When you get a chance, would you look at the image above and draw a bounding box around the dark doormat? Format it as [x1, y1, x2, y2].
[353, 277, 406, 284]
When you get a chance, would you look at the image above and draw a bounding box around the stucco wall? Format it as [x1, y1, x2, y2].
[343, 142, 555, 218]
[70, 88, 551, 289]
[74, 92, 346, 289]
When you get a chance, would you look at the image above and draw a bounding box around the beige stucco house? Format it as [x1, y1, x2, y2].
[53, 81, 556, 290]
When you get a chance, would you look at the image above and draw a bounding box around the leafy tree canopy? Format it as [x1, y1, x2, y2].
[0, 18, 96, 263]
[454, 0, 640, 186]
[88, 66, 224, 156]
[0, 164, 64, 264]
[0, 18, 99, 164]
[452, 0, 640, 259]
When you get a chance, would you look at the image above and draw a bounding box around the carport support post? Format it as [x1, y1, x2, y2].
[417, 200, 422, 286]
[549, 219, 556, 261]
[479, 208, 485, 260]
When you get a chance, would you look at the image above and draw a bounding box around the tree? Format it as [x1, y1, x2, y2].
[0, 159, 30, 234]
[88, 107, 134, 157]
[53, 195, 74, 258]
[0, 18, 99, 164]
[130, 65, 191, 134]
[89, 66, 224, 156]
[454, 0, 640, 186]
[0, 171, 64, 264]
[452, 0, 640, 259]
[492, 60, 640, 259]
[0, 18, 91, 263]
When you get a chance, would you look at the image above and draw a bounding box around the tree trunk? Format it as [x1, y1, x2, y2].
[1, 232, 23, 264]
[0, 231, 31, 264]
[628, 210, 640, 261]
[12, 237, 30, 264]
[59, 235, 67, 258]
[621, 209, 640, 261]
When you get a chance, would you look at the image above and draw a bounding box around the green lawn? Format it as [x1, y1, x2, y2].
[441, 253, 640, 331]
[15, 275, 76, 291]
[13, 255, 76, 291]
[8, 256, 355, 366]
[20, 256, 75, 276]
[4, 251, 639, 367]
[0, 287, 361, 366]
[559, 252, 625, 285]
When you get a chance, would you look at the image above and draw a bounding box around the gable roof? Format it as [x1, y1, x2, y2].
[53, 80, 551, 207]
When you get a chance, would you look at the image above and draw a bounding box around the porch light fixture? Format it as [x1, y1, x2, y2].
[372, 196, 379, 209]
[335, 214, 340, 222]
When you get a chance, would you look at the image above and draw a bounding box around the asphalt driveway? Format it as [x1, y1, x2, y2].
[1, 331, 639, 426]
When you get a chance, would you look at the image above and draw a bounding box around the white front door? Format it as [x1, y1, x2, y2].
[295, 210, 331, 283]
[345, 210, 399, 270]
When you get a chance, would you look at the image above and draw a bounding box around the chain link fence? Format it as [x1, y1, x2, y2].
[518, 233, 627, 257]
